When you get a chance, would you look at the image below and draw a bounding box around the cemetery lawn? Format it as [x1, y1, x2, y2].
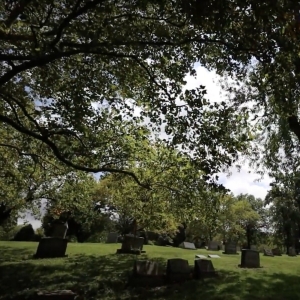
[1, 242, 300, 300]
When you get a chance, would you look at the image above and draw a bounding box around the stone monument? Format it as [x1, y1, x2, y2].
[34, 221, 68, 259]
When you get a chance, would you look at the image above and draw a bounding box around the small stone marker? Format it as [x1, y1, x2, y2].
[240, 249, 260, 268]
[263, 248, 274, 257]
[272, 248, 282, 256]
[34, 237, 68, 259]
[207, 241, 219, 251]
[35, 290, 76, 300]
[194, 259, 216, 279]
[195, 254, 207, 259]
[288, 247, 297, 257]
[106, 232, 118, 243]
[166, 258, 191, 283]
[224, 241, 237, 254]
[207, 254, 220, 258]
[179, 242, 196, 250]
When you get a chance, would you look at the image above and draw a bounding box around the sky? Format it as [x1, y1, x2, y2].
[18, 65, 271, 229]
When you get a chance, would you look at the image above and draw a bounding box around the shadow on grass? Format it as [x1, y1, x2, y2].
[0, 246, 35, 263]
[1, 246, 300, 300]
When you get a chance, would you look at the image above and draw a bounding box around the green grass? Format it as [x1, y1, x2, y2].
[0, 241, 300, 300]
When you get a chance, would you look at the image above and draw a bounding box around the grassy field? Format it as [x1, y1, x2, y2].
[0, 241, 300, 300]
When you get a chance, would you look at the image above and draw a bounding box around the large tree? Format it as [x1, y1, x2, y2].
[0, 0, 253, 188]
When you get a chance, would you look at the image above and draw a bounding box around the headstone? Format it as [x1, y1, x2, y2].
[288, 247, 297, 257]
[250, 245, 257, 251]
[195, 254, 207, 259]
[179, 242, 196, 250]
[194, 259, 216, 279]
[240, 249, 260, 268]
[35, 290, 76, 300]
[34, 238, 68, 259]
[272, 248, 282, 256]
[129, 260, 164, 287]
[116, 235, 145, 254]
[207, 254, 220, 258]
[133, 260, 163, 276]
[208, 241, 219, 251]
[263, 248, 274, 257]
[224, 241, 237, 254]
[166, 258, 191, 283]
[106, 232, 118, 243]
[51, 222, 68, 239]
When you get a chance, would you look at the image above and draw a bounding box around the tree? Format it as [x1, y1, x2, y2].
[95, 141, 218, 235]
[0, 123, 81, 225]
[0, 0, 253, 187]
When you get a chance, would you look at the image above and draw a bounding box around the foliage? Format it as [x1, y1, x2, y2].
[0, 0, 254, 188]
[95, 142, 218, 234]
[13, 224, 35, 241]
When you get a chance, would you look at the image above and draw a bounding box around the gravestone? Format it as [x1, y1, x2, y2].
[208, 241, 219, 251]
[116, 235, 145, 254]
[34, 237, 68, 259]
[240, 249, 260, 268]
[166, 258, 191, 283]
[224, 241, 237, 254]
[288, 247, 297, 257]
[272, 248, 282, 256]
[207, 254, 220, 258]
[250, 245, 257, 251]
[129, 260, 164, 287]
[51, 222, 68, 239]
[35, 290, 76, 300]
[194, 259, 216, 279]
[179, 242, 196, 250]
[106, 232, 118, 243]
[263, 248, 274, 257]
[195, 254, 207, 259]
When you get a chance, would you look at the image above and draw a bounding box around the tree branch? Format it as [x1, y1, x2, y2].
[0, 114, 150, 189]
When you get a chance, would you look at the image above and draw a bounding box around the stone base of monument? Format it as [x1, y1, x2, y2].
[34, 290, 76, 300]
[33, 237, 68, 259]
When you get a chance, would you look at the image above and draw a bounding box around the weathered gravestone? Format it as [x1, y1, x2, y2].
[223, 241, 238, 254]
[239, 249, 260, 268]
[166, 258, 191, 283]
[194, 259, 217, 279]
[288, 247, 297, 257]
[263, 248, 274, 257]
[35, 290, 76, 300]
[34, 238, 68, 259]
[106, 232, 118, 243]
[128, 260, 164, 287]
[179, 242, 196, 250]
[208, 241, 219, 251]
[34, 221, 68, 259]
[116, 235, 145, 254]
[272, 248, 282, 256]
